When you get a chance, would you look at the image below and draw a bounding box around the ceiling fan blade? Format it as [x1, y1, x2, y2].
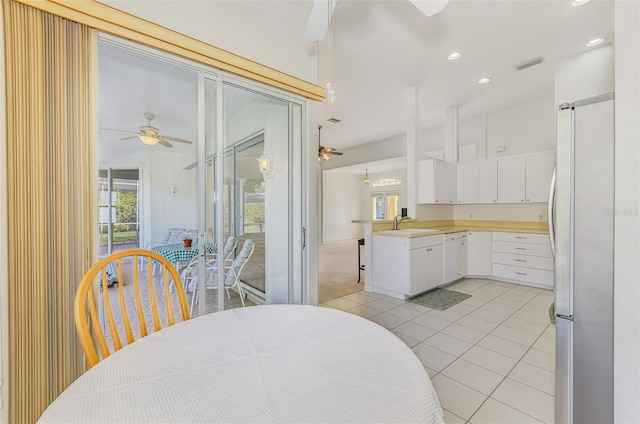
[157, 139, 173, 148]
[408, 0, 449, 17]
[120, 135, 140, 141]
[328, 151, 343, 156]
[160, 135, 192, 144]
[102, 127, 139, 134]
[304, 0, 338, 41]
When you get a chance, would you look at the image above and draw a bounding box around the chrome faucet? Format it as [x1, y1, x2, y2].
[393, 214, 411, 230]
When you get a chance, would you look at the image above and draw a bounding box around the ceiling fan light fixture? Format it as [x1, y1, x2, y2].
[139, 135, 158, 145]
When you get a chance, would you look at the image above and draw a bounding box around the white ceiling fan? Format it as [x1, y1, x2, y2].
[103, 113, 192, 148]
[304, 0, 450, 41]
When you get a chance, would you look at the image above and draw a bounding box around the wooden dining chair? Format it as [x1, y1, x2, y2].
[74, 249, 190, 368]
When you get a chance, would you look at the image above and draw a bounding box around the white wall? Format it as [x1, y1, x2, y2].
[101, 0, 317, 83]
[555, 43, 615, 105]
[417, 98, 554, 160]
[454, 203, 547, 222]
[613, 2, 640, 421]
[322, 171, 362, 241]
[415, 204, 454, 221]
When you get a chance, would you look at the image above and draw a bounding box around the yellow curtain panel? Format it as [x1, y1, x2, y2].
[3, 1, 96, 421]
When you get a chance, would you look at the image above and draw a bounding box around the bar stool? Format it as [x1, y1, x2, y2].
[357, 238, 365, 283]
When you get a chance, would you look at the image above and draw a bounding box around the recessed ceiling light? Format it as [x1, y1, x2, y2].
[586, 38, 604, 47]
[448, 52, 461, 61]
[478, 77, 491, 84]
[571, 0, 590, 6]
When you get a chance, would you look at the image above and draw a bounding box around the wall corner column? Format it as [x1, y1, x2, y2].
[405, 87, 419, 218]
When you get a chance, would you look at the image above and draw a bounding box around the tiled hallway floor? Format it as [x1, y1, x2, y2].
[320, 277, 555, 423]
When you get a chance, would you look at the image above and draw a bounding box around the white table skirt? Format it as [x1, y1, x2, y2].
[39, 304, 443, 423]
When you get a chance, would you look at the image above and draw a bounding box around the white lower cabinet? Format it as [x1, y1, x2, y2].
[491, 232, 554, 288]
[411, 243, 443, 295]
[467, 231, 492, 276]
[444, 233, 467, 284]
[371, 234, 443, 299]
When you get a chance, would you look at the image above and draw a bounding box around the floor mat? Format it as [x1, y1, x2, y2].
[407, 288, 471, 311]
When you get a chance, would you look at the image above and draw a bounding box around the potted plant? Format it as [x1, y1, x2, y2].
[183, 235, 193, 248]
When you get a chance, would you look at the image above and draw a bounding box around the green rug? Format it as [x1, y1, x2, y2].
[407, 288, 471, 311]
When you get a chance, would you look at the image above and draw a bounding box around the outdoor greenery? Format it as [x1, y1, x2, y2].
[99, 230, 137, 244]
[244, 203, 265, 225]
[114, 190, 138, 232]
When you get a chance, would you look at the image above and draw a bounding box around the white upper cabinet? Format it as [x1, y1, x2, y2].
[525, 152, 555, 202]
[497, 156, 526, 203]
[417, 159, 457, 204]
[478, 161, 498, 203]
[496, 151, 554, 203]
[456, 163, 478, 204]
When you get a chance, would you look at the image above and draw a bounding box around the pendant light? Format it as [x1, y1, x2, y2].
[363, 169, 370, 185]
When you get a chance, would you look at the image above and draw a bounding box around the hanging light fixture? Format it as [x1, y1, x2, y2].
[363, 169, 370, 185]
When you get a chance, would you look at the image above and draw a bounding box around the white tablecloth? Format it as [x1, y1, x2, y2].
[39, 305, 443, 423]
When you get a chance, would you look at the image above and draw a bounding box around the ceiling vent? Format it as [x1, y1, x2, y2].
[327, 117, 341, 123]
[514, 56, 544, 71]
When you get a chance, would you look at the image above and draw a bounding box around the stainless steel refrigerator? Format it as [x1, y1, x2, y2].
[549, 92, 614, 424]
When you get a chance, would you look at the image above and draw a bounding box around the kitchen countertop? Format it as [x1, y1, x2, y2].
[357, 219, 549, 238]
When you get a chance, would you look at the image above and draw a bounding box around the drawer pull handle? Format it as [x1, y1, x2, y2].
[515, 247, 527, 250]
[515, 272, 527, 276]
[515, 259, 527, 262]
[515, 236, 527, 239]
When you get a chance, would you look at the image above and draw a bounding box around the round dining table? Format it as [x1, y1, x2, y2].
[38, 304, 443, 423]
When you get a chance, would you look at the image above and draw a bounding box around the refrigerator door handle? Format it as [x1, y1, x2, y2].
[548, 166, 556, 259]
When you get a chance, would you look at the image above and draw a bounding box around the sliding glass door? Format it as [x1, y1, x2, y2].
[98, 37, 307, 317]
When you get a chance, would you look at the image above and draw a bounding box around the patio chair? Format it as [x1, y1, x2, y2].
[189, 239, 255, 314]
[75, 249, 190, 368]
[181, 235, 238, 292]
[144, 227, 186, 250]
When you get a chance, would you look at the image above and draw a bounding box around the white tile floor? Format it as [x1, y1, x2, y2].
[321, 278, 555, 423]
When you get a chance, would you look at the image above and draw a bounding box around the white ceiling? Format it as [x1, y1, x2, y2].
[97, 0, 615, 167]
[318, 0, 614, 150]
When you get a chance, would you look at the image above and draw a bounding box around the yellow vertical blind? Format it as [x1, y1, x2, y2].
[3, 0, 96, 421]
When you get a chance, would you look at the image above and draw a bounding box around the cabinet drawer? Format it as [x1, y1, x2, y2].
[410, 235, 443, 249]
[492, 252, 554, 271]
[492, 232, 550, 245]
[492, 264, 554, 286]
[492, 241, 552, 258]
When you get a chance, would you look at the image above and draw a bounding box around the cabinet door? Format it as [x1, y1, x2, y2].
[457, 163, 478, 204]
[498, 157, 526, 203]
[427, 244, 444, 290]
[478, 161, 498, 204]
[525, 152, 555, 202]
[410, 248, 430, 295]
[467, 231, 492, 275]
[434, 161, 457, 204]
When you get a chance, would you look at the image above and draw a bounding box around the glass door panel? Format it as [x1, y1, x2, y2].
[223, 82, 291, 308]
[371, 193, 384, 220]
[387, 192, 399, 219]
[98, 168, 140, 257]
